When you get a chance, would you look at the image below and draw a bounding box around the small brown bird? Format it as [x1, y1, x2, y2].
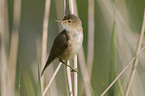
[41, 14, 83, 76]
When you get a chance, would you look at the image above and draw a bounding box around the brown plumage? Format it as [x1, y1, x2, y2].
[41, 30, 69, 76]
[41, 14, 83, 76]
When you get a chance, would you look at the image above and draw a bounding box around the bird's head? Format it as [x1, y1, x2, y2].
[55, 14, 82, 31]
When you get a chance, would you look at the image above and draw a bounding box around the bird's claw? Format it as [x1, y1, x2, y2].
[71, 68, 78, 73]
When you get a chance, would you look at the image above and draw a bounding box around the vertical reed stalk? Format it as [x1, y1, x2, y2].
[18, 64, 22, 96]
[8, 0, 21, 96]
[69, 0, 92, 95]
[69, 0, 74, 14]
[0, 0, 8, 96]
[109, 1, 116, 95]
[64, 65, 69, 96]
[69, 0, 78, 95]
[64, 0, 67, 15]
[78, 47, 91, 96]
[74, 55, 78, 96]
[125, 9, 145, 96]
[66, 61, 73, 96]
[87, 0, 95, 79]
[69, 0, 78, 15]
[41, 0, 51, 91]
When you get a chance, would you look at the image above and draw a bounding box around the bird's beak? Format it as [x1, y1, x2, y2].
[55, 19, 63, 23]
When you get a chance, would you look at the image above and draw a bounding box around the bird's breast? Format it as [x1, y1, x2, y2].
[70, 29, 83, 44]
[67, 29, 83, 58]
[59, 29, 83, 61]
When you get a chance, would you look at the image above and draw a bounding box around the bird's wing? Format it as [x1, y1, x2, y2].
[50, 29, 69, 59]
[41, 30, 69, 76]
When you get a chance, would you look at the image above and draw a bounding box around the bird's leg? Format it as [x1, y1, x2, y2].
[59, 59, 78, 73]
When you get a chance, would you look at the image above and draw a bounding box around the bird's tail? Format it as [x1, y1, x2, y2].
[41, 56, 55, 76]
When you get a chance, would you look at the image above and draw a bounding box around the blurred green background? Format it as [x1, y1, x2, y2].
[1, 0, 145, 96]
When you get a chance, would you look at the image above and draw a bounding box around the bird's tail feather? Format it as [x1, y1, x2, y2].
[41, 56, 55, 76]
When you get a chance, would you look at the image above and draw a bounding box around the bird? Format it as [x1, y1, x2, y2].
[41, 14, 83, 76]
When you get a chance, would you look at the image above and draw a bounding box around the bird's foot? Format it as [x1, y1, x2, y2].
[59, 59, 78, 73]
[71, 68, 78, 73]
[59, 59, 65, 64]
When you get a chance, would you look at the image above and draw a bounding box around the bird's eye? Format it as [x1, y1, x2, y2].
[68, 20, 71, 23]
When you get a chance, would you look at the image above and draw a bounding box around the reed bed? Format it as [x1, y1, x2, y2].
[0, 0, 145, 96]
